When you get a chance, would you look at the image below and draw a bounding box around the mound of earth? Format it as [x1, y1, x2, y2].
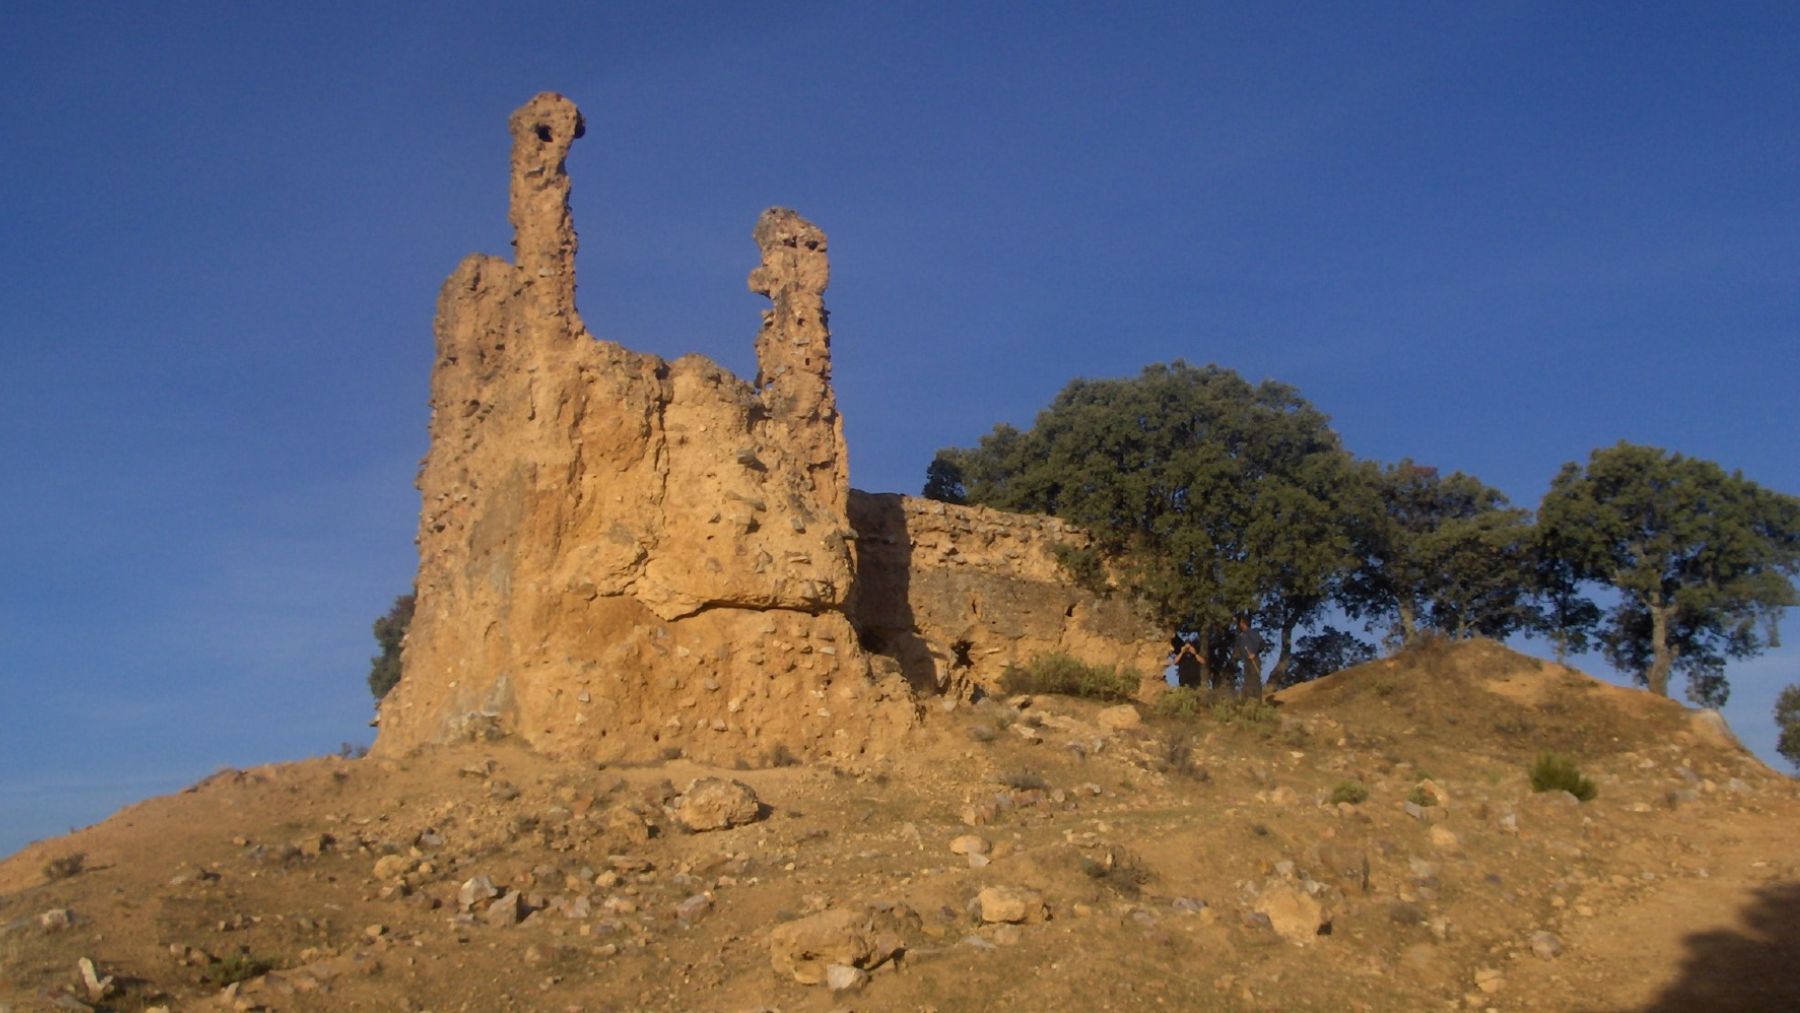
[4, 639, 1797, 1011]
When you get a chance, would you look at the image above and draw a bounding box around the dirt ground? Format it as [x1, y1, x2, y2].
[3, 639, 1796, 1012]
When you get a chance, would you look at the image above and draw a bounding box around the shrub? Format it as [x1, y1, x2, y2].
[1153, 686, 1206, 719]
[1329, 781, 1369, 806]
[1529, 753, 1598, 802]
[367, 593, 415, 701]
[41, 852, 85, 881]
[1210, 697, 1276, 726]
[1160, 732, 1208, 781]
[998, 653, 1136, 701]
[201, 951, 270, 987]
[1405, 785, 1437, 808]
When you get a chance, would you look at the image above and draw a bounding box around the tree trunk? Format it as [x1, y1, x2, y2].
[1268, 621, 1296, 688]
[1647, 601, 1674, 697]
[1397, 601, 1418, 646]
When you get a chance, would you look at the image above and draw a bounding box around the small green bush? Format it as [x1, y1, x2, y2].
[1153, 686, 1206, 719]
[1210, 697, 1276, 726]
[1405, 785, 1437, 808]
[1528, 753, 1597, 801]
[998, 653, 1136, 701]
[1328, 781, 1369, 805]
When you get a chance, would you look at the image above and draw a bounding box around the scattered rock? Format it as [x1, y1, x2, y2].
[1253, 883, 1327, 944]
[1096, 705, 1142, 732]
[949, 834, 991, 856]
[975, 886, 1047, 924]
[484, 891, 523, 927]
[1474, 967, 1505, 994]
[39, 908, 72, 932]
[675, 894, 712, 923]
[673, 778, 761, 831]
[1429, 825, 1460, 851]
[77, 957, 114, 1002]
[372, 855, 415, 882]
[769, 909, 875, 985]
[603, 806, 651, 845]
[825, 963, 868, 992]
[1530, 930, 1563, 959]
[458, 875, 499, 912]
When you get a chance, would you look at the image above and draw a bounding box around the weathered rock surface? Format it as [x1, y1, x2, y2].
[373, 92, 1161, 765]
[846, 493, 1166, 696]
[373, 93, 916, 765]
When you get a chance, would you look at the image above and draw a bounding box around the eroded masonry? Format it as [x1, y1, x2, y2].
[373, 93, 1165, 764]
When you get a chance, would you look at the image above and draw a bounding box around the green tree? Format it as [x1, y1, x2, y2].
[368, 593, 414, 701]
[922, 456, 966, 504]
[1340, 461, 1541, 646]
[1538, 442, 1800, 701]
[1775, 684, 1800, 770]
[932, 361, 1360, 695]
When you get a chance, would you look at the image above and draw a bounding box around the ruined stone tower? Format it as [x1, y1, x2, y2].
[373, 94, 1164, 764]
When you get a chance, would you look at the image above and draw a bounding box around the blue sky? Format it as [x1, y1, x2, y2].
[2, 3, 1795, 854]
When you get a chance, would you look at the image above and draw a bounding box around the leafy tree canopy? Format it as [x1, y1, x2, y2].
[1776, 684, 1800, 771]
[930, 361, 1364, 687]
[1538, 442, 1800, 703]
[1341, 461, 1543, 646]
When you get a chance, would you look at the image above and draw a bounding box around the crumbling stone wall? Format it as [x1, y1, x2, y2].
[374, 93, 1162, 764]
[846, 493, 1168, 697]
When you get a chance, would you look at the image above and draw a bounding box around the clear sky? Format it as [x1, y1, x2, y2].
[2, 3, 1796, 854]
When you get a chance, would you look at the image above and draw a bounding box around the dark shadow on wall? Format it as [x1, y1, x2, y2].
[1628, 880, 1800, 1012]
[844, 491, 943, 694]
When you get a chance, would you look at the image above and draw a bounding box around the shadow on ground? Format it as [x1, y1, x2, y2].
[1632, 880, 1800, 1012]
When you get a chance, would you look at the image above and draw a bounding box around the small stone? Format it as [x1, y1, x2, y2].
[976, 886, 1047, 924]
[825, 963, 868, 991]
[1529, 930, 1563, 959]
[949, 835, 991, 856]
[675, 894, 712, 922]
[769, 909, 876, 985]
[488, 780, 521, 801]
[78, 957, 114, 1002]
[1474, 967, 1504, 994]
[458, 875, 499, 911]
[372, 855, 415, 881]
[673, 778, 761, 832]
[484, 890, 524, 927]
[1010, 723, 1043, 743]
[1429, 825, 1460, 850]
[39, 908, 72, 931]
[1267, 786, 1298, 805]
[967, 853, 991, 869]
[1096, 705, 1142, 732]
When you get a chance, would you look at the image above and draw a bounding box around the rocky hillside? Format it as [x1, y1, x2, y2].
[3, 639, 1796, 1011]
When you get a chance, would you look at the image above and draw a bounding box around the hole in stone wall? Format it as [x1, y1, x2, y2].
[951, 640, 974, 668]
[535, 124, 553, 143]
